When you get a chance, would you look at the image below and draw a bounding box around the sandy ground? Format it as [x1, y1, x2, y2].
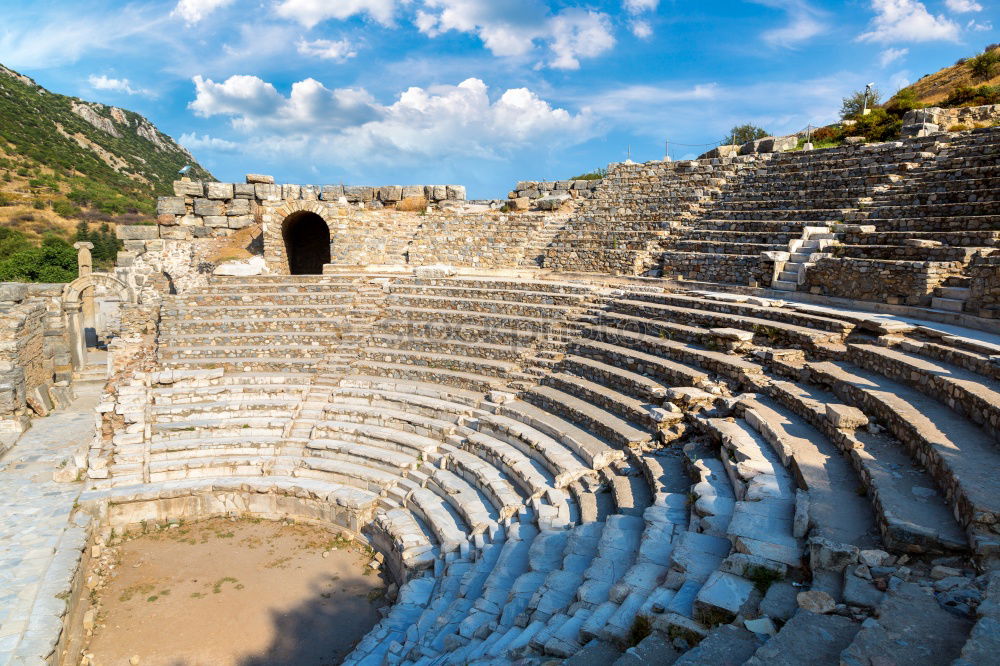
[84, 519, 388, 666]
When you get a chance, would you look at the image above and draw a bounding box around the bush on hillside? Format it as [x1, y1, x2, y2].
[0, 232, 77, 283]
[724, 124, 769, 146]
[944, 84, 1000, 107]
[850, 108, 903, 142]
[970, 49, 1000, 80]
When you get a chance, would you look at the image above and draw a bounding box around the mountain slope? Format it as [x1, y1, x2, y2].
[889, 44, 1000, 108]
[0, 62, 212, 217]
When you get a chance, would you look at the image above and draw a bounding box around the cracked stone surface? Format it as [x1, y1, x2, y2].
[0, 383, 100, 666]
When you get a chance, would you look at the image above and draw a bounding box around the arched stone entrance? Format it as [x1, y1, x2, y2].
[62, 273, 132, 371]
[282, 212, 331, 275]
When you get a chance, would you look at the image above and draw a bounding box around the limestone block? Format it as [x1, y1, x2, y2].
[178, 214, 201, 227]
[301, 185, 319, 201]
[233, 183, 255, 197]
[213, 255, 266, 276]
[159, 227, 192, 241]
[345, 186, 374, 202]
[283, 184, 302, 200]
[446, 185, 466, 200]
[379, 186, 403, 202]
[203, 215, 229, 228]
[254, 183, 281, 200]
[739, 139, 766, 155]
[761, 251, 791, 262]
[193, 198, 225, 216]
[173, 180, 203, 197]
[321, 185, 344, 201]
[227, 198, 251, 215]
[796, 590, 835, 614]
[206, 182, 234, 199]
[228, 215, 254, 229]
[825, 404, 868, 430]
[701, 145, 739, 159]
[246, 174, 275, 184]
[758, 136, 798, 153]
[0, 283, 27, 303]
[157, 196, 186, 215]
[711, 327, 753, 342]
[157, 214, 178, 226]
[844, 136, 866, 145]
[534, 193, 571, 211]
[401, 185, 423, 199]
[116, 225, 158, 241]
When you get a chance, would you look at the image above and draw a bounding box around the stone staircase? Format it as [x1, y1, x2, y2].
[931, 275, 973, 313]
[771, 226, 838, 291]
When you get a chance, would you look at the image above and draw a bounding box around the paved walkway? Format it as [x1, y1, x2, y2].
[0, 382, 101, 666]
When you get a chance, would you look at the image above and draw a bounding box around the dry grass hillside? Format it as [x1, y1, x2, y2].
[892, 44, 1000, 107]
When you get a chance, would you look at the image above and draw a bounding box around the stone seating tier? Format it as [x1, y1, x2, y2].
[86, 271, 1000, 664]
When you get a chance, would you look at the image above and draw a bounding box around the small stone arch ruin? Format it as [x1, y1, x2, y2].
[62, 273, 133, 370]
[263, 202, 337, 275]
[282, 211, 332, 274]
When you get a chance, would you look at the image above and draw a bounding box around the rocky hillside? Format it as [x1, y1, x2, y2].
[889, 44, 1000, 108]
[0, 63, 212, 221]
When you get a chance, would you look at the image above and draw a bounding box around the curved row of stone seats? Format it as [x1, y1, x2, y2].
[357, 276, 598, 390]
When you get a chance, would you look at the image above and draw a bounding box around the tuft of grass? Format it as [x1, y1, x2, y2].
[746, 565, 782, 595]
[627, 615, 652, 647]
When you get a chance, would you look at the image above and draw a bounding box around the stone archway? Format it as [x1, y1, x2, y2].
[62, 273, 132, 370]
[282, 211, 331, 275]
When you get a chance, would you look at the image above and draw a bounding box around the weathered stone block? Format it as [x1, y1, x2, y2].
[193, 198, 225, 216]
[401, 185, 423, 199]
[246, 174, 274, 184]
[0, 283, 27, 303]
[233, 183, 255, 197]
[254, 183, 281, 200]
[116, 225, 158, 241]
[227, 199, 251, 215]
[321, 185, 344, 201]
[283, 184, 302, 200]
[228, 215, 254, 229]
[379, 185, 402, 202]
[446, 185, 466, 200]
[205, 182, 234, 199]
[156, 196, 186, 215]
[203, 215, 229, 228]
[173, 180, 203, 197]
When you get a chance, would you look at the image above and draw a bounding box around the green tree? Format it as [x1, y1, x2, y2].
[724, 124, 769, 146]
[841, 87, 882, 119]
[75, 221, 89, 242]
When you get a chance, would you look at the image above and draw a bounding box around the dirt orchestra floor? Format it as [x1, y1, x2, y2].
[82, 518, 389, 666]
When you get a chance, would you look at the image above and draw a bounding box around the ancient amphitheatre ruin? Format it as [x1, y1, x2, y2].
[1, 119, 1000, 665]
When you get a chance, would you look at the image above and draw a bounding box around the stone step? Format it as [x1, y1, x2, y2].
[771, 280, 798, 291]
[931, 296, 966, 313]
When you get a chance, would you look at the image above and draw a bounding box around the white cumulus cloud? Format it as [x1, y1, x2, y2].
[857, 0, 960, 43]
[622, 0, 658, 38]
[179, 132, 240, 152]
[945, 0, 983, 12]
[879, 46, 908, 67]
[274, 0, 399, 28]
[297, 38, 357, 61]
[190, 74, 379, 131]
[416, 1, 615, 69]
[172, 0, 235, 24]
[187, 75, 591, 166]
[88, 74, 153, 96]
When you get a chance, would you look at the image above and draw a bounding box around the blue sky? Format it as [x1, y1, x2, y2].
[1, 0, 996, 198]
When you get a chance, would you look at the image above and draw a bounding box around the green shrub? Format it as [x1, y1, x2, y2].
[52, 199, 80, 217]
[725, 124, 769, 146]
[851, 108, 902, 142]
[944, 84, 1000, 107]
[970, 49, 1000, 80]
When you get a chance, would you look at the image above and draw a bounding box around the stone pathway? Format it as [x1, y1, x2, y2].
[0, 382, 101, 666]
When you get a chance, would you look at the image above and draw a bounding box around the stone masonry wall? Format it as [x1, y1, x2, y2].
[0, 283, 71, 439]
[966, 255, 1000, 319]
[803, 257, 964, 307]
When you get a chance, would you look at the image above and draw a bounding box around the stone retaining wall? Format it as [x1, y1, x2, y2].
[966, 254, 1000, 319]
[0, 283, 75, 438]
[903, 105, 1000, 130]
[803, 257, 964, 307]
